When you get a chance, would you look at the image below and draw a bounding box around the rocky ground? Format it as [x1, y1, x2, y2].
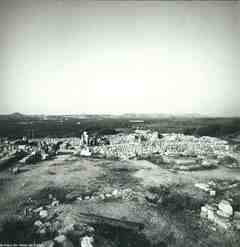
[0, 155, 240, 247]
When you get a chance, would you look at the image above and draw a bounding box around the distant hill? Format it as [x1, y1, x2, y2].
[121, 113, 208, 119]
[0, 112, 221, 121]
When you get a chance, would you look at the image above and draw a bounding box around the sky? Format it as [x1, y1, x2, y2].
[0, 0, 239, 116]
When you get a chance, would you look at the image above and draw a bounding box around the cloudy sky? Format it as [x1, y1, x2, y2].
[0, 0, 239, 116]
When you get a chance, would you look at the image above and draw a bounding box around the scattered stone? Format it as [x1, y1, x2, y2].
[39, 210, 48, 219]
[218, 200, 233, 217]
[81, 236, 94, 247]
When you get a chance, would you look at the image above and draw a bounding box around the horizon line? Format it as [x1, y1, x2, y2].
[1, 112, 240, 118]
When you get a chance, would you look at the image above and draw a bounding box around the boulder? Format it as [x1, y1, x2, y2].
[218, 200, 233, 217]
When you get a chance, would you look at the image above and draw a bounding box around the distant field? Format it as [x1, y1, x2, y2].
[0, 116, 240, 139]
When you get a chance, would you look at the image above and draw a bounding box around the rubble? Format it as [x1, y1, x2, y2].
[200, 199, 235, 230]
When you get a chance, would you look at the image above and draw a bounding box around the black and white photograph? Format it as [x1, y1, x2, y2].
[0, 0, 240, 246]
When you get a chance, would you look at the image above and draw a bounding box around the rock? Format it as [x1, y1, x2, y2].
[59, 224, 75, 235]
[39, 210, 48, 219]
[52, 200, 60, 207]
[218, 200, 233, 217]
[217, 210, 231, 218]
[99, 194, 105, 200]
[77, 197, 82, 201]
[145, 191, 158, 203]
[86, 225, 95, 234]
[195, 183, 210, 192]
[200, 205, 215, 219]
[12, 167, 20, 174]
[44, 222, 51, 229]
[112, 189, 119, 197]
[81, 236, 94, 247]
[34, 220, 43, 228]
[213, 215, 231, 230]
[234, 211, 240, 220]
[55, 235, 66, 243]
[41, 240, 54, 247]
[34, 206, 43, 213]
[66, 191, 80, 202]
[39, 228, 47, 236]
[210, 190, 216, 197]
[54, 235, 74, 247]
[85, 196, 90, 200]
[208, 181, 216, 187]
[105, 193, 111, 198]
[52, 221, 62, 233]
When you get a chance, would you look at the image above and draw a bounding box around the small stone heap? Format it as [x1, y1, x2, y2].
[201, 200, 240, 230]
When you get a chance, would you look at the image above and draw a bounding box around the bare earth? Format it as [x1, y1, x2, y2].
[0, 155, 240, 246]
